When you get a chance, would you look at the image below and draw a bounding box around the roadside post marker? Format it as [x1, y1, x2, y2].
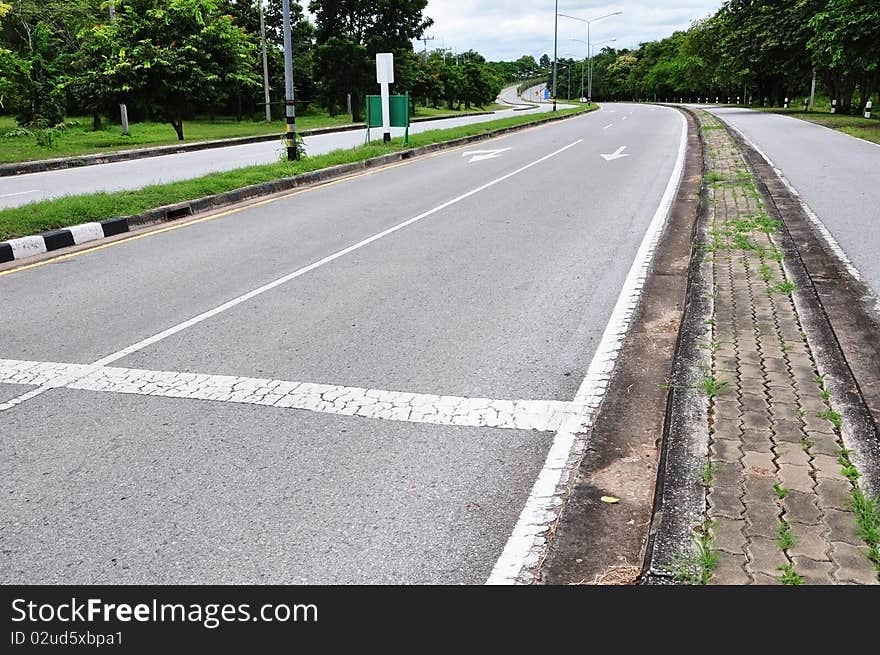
[866, 100, 873, 119]
[376, 53, 394, 143]
[831, 99, 837, 114]
[784, 97, 789, 108]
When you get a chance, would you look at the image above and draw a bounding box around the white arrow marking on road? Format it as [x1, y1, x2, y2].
[462, 148, 512, 163]
[600, 146, 630, 162]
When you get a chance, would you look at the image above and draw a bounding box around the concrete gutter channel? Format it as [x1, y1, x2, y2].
[641, 105, 880, 584]
[538, 108, 705, 585]
[0, 108, 589, 266]
[0, 111, 496, 177]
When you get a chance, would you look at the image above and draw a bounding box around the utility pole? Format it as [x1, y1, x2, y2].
[108, 2, 129, 136]
[420, 35, 435, 55]
[259, 2, 272, 122]
[281, 0, 298, 160]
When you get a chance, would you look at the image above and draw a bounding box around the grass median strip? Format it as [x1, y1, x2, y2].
[0, 105, 594, 241]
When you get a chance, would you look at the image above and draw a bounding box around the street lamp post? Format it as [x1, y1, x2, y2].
[559, 10, 623, 103]
[570, 38, 615, 101]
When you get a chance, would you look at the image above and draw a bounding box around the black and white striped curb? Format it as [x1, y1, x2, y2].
[0, 217, 128, 263]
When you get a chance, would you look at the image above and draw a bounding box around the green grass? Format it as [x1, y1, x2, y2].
[817, 408, 843, 430]
[778, 563, 803, 585]
[773, 483, 791, 500]
[0, 105, 507, 165]
[757, 108, 880, 145]
[698, 376, 730, 398]
[700, 459, 716, 488]
[674, 520, 718, 585]
[777, 520, 797, 550]
[0, 104, 596, 241]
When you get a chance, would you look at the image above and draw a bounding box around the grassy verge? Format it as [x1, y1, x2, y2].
[0, 104, 595, 241]
[0, 105, 506, 165]
[753, 108, 880, 145]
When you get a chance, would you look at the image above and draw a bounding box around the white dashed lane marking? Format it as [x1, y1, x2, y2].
[0, 359, 590, 432]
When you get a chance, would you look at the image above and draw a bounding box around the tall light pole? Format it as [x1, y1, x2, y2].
[281, 0, 298, 160]
[552, 0, 559, 112]
[570, 38, 615, 101]
[559, 10, 623, 103]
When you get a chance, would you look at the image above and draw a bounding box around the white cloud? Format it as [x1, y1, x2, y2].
[415, 1, 724, 60]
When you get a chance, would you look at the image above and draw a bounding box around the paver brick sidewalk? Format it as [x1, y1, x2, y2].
[697, 112, 879, 585]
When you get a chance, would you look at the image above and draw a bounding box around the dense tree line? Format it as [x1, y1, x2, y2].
[545, 0, 878, 112]
[0, 0, 506, 138]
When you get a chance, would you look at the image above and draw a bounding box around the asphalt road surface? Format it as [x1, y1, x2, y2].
[0, 95, 555, 210]
[707, 107, 880, 301]
[1, 103, 685, 583]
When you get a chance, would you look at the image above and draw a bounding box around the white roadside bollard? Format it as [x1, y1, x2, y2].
[866, 100, 873, 119]
[784, 97, 789, 108]
[803, 98, 809, 111]
[716, 96, 719, 103]
[831, 99, 837, 114]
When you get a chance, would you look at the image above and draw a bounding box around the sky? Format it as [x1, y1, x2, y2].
[412, 1, 725, 61]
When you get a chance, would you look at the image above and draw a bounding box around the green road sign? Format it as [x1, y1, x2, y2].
[366, 93, 410, 143]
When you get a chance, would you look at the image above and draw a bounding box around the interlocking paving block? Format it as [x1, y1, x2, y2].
[770, 403, 802, 423]
[742, 450, 775, 476]
[815, 478, 853, 512]
[777, 463, 815, 494]
[740, 429, 774, 453]
[712, 397, 741, 421]
[775, 443, 811, 468]
[830, 542, 880, 585]
[782, 491, 822, 526]
[712, 552, 751, 585]
[744, 505, 782, 541]
[751, 572, 780, 585]
[791, 556, 835, 585]
[745, 537, 784, 578]
[774, 419, 807, 444]
[811, 454, 845, 480]
[713, 517, 748, 555]
[711, 438, 743, 465]
[788, 522, 831, 561]
[743, 474, 779, 504]
[804, 432, 842, 457]
[824, 509, 864, 546]
[713, 417, 742, 441]
[742, 411, 771, 431]
[708, 488, 746, 519]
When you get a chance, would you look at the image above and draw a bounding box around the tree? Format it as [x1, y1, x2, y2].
[74, 0, 260, 139]
[539, 53, 551, 69]
[309, 0, 432, 121]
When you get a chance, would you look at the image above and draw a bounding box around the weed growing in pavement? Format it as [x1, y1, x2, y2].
[769, 281, 796, 295]
[815, 374, 826, 385]
[759, 264, 775, 284]
[778, 563, 803, 585]
[770, 248, 785, 262]
[754, 213, 781, 233]
[700, 459, 716, 488]
[777, 520, 797, 550]
[698, 376, 730, 398]
[821, 389, 831, 401]
[705, 171, 725, 184]
[850, 489, 880, 575]
[732, 232, 761, 252]
[801, 437, 813, 451]
[674, 520, 718, 585]
[817, 409, 843, 430]
[838, 449, 861, 482]
[773, 483, 792, 500]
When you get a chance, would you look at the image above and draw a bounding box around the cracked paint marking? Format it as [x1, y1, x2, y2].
[0, 359, 590, 432]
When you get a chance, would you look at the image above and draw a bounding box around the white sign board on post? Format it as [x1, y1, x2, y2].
[376, 53, 394, 142]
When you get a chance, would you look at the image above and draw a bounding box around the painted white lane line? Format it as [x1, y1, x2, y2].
[486, 107, 689, 585]
[603, 124, 614, 130]
[0, 190, 38, 198]
[0, 139, 584, 414]
[0, 358, 578, 432]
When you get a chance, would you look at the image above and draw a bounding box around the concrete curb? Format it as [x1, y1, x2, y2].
[0, 217, 128, 263]
[0, 112, 497, 177]
[0, 107, 593, 264]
